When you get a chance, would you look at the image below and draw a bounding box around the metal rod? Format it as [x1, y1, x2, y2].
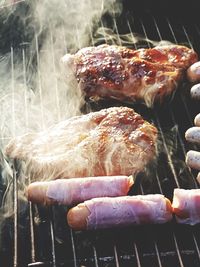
[11, 46, 16, 137]
[13, 161, 18, 267]
[113, 245, 120, 267]
[113, 18, 122, 46]
[192, 235, 200, 263]
[100, 21, 109, 44]
[140, 19, 151, 48]
[127, 19, 138, 49]
[173, 233, 185, 267]
[49, 218, 56, 267]
[182, 25, 194, 50]
[70, 229, 77, 267]
[29, 202, 36, 262]
[154, 242, 163, 267]
[22, 48, 29, 130]
[134, 242, 142, 267]
[49, 22, 61, 122]
[166, 18, 178, 44]
[92, 245, 99, 267]
[89, 25, 95, 47]
[155, 114, 180, 188]
[152, 17, 162, 41]
[35, 34, 45, 130]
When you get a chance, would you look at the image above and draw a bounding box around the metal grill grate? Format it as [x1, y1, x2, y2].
[1, 1, 200, 267]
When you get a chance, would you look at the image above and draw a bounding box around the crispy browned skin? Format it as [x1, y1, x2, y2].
[63, 44, 198, 106]
[5, 106, 157, 180]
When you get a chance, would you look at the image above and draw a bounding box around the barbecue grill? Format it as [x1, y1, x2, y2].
[0, 0, 200, 266]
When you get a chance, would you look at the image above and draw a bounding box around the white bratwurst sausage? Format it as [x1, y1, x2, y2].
[194, 113, 200, 127]
[185, 127, 200, 144]
[190, 83, 200, 99]
[186, 150, 200, 171]
[187, 61, 200, 83]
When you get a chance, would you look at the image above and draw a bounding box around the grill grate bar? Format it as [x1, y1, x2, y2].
[35, 34, 45, 130]
[155, 173, 164, 194]
[113, 18, 122, 46]
[49, 23, 61, 122]
[49, 218, 56, 267]
[152, 17, 162, 41]
[61, 24, 68, 53]
[92, 245, 99, 267]
[28, 202, 36, 262]
[134, 242, 142, 267]
[173, 233, 185, 267]
[182, 25, 194, 50]
[154, 242, 163, 267]
[11, 46, 16, 137]
[113, 245, 120, 267]
[166, 18, 178, 44]
[22, 42, 37, 263]
[154, 95, 180, 188]
[180, 94, 195, 126]
[70, 229, 78, 267]
[22, 47, 29, 130]
[13, 161, 18, 267]
[192, 235, 200, 262]
[139, 19, 151, 48]
[75, 24, 82, 50]
[89, 25, 95, 47]
[127, 20, 138, 49]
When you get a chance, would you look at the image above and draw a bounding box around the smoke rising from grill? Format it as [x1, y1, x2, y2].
[0, 0, 193, 252]
[0, 0, 122, 244]
[0, 0, 122, 146]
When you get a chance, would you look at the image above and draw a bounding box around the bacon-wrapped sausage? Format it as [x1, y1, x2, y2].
[67, 194, 172, 230]
[172, 188, 200, 225]
[27, 175, 134, 205]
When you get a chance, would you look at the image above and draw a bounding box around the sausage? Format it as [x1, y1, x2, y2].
[185, 127, 200, 144]
[27, 175, 134, 206]
[172, 188, 200, 225]
[194, 113, 200, 127]
[190, 84, 200, 99]
[197, 172, 200, 184]
[185, 150, 200, 171]
[67, 195, 172, 230]
[187, 61, 200, 83]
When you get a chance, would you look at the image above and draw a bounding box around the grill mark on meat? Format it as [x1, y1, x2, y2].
[62, 44, 198, 107]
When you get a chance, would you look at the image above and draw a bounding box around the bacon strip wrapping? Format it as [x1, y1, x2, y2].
[67, 194, 172, 230]
[172, 188, 200, 225]
[27, 175, 134, 205]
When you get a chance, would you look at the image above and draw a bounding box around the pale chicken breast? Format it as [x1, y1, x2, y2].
[5, 106, 157, 180]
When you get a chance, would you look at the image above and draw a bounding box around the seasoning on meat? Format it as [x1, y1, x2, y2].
[67, 194, 172, 230]
[61, 44, 198, 106]
[5, 106, 158, 180]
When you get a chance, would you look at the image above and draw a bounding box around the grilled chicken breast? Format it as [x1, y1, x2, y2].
[62, 44, 198, 106]
[5, 106, 157, 180]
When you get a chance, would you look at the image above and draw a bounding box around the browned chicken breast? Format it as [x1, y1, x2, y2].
[5, 106, 157, 180]
[62, 44, 198, 106]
